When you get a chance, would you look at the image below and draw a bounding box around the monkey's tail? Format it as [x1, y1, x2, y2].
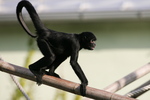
[16, 0, 47, 38]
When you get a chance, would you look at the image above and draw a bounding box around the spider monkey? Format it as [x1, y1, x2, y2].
[16, 0, 96, 96]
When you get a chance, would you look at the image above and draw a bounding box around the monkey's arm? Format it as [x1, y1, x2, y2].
[70, 49, 88, 96]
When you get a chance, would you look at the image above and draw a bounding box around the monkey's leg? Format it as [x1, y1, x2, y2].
[29, 57, 52, 85]
[47, 56, 67, 78]
[29, 39, 55, 85]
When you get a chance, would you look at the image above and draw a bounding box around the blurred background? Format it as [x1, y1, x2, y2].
[0, 0, 150, 100]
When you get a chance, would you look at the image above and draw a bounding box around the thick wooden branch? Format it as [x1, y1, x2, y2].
[0, 60, 137, 100]
[104, 63, 150, 93]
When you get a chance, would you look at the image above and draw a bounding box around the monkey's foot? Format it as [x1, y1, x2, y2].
[45, 71, 61, 78]
[36, 74, 43, 86]
[30, 70, 43, 85]
[52, 73, 61, 78]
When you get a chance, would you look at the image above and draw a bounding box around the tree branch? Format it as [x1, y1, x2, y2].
[0, 60, 137, 100]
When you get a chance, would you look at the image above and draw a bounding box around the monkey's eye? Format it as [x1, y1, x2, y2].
[90, 39, 96, 43]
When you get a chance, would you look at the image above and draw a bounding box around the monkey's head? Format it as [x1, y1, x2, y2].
[80, 32, 97, 50]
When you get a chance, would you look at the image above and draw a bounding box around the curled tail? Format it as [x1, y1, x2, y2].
[16, 0, 47, 38]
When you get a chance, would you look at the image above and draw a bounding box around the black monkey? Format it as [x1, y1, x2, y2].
[16, 0, 96, 96]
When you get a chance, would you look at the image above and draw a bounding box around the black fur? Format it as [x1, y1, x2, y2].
[16, 0, 96, 96]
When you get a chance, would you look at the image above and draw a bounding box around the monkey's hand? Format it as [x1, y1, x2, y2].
[80, 83, 87, 96]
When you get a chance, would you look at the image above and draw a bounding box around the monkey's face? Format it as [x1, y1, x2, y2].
[80, 32, 97, 50]
[84, 38, 96, 50]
